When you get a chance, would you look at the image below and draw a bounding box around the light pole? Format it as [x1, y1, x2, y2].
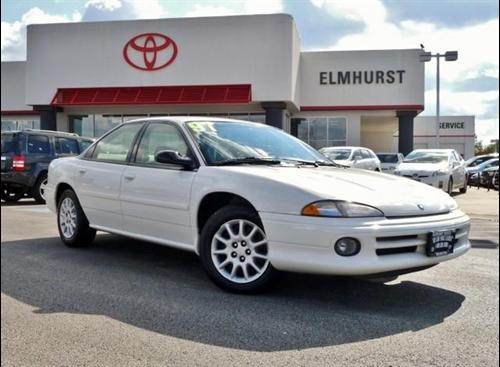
[419, 50, 458, 148]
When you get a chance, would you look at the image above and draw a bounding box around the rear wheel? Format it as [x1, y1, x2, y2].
[1, 186, 23, 202]
[199, 205, 277, 293]
[32, 172, 48, 204]
[57, 189, 96, 247]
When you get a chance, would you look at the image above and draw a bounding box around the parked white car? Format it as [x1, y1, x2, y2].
[394, 149, 468, 195]
[46, 118, 470, 293]
[376, 152, 404, 174]
[320, 146, 381, 171]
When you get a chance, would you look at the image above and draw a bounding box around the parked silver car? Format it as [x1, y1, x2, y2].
[320, 146, 381, 171]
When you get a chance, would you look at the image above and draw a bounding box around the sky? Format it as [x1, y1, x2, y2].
[1, 0, 498, 144]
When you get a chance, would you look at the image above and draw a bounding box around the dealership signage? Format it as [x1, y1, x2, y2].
[123, 33, 178, 71]
[319, 70, 406, 85]
[439, 121, 465, 129]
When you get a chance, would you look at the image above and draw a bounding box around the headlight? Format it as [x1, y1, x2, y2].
[432, 169, 448, 177]
[301, 200, 384, 218]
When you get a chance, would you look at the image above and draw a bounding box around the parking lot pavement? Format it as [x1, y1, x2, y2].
[1, 194, 499, 367]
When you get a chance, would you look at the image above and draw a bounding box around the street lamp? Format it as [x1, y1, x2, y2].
[419, 50, 458, 148]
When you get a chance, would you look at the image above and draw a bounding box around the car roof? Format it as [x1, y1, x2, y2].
[1, 129, 93, 140]
[123, 116, 254, 125]
[411, 149, 455, 154]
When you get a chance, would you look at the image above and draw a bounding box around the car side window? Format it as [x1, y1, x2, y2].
[361, 149, 371, 159]
[353, 150, 363, 160]
[92, 123, 142, 163]
[79, 140, 93, 152]
[27, 135, 50, 154]
[55, 138, 79, 154]
[135, 122, 190, 165]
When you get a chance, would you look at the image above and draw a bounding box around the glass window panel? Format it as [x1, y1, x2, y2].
[56, 138, 79, 154]
[1, 120, 16, 132]
[328, 118, 347, 140]
[27, 135, 50, 154]
[297, 120, 309, 141]
[92, 123, 142, 162]
[70, 115, 94, 137]
[309, 140, 328, 150]
[94, 115, 122, 138]
[247, 114, 266, 123]
[135, 123, 189, 164]
[309, 118, 327, 141]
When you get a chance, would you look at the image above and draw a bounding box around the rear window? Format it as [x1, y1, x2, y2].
[1, 134, 16, 154]
[27, 135, 51, 154]
[56, 138, 79, 154]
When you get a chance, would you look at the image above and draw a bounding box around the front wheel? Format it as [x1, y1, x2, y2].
[57, 189, 96, 247]
[447, 177, 454, 195]
[199, 205, 277, 293]
[459, 175, 468, 194]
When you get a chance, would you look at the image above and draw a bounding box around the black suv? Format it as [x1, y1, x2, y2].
[1, 130, 93, 204]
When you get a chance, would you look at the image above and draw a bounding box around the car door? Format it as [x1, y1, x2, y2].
[74, 122, 143, 231]
[450, 151, 465, 187]
[360, 149, 373, 169]
[352, 149, 364, 168]
[120, 121, 198, 248]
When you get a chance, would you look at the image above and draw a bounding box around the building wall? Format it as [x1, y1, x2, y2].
[1, 62, 32, 111]
[298, 49, 424, 108]
[25, 14, 298, 106]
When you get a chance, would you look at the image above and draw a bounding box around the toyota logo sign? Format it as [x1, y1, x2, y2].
[123, 33, 178, 71]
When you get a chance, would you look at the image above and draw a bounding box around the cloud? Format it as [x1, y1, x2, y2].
[185, 0, 283, 18]
[316, 0, 498, 144]
[1, 7, 81, 61]
[383, 0, 499, 29]
[82, 0, 167, 21]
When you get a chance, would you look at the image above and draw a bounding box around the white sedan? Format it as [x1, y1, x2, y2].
[46, 118, 471, 293]
[394, 149, 468, 195]
[320, 146, 381, 171]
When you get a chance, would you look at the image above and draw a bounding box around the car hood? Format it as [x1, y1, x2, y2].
[332, 159, 352, 166]
[397, 162, 449, 172]
[214, 166, 456, 217]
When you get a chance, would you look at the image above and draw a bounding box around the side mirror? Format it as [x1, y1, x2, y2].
[154, 150, 194, 169]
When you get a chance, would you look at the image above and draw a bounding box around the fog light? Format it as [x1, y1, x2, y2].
[334, 237, 361, 256]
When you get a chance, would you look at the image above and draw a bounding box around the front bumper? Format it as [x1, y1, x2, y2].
[399, 174, 448, 190]
[260, 210, 470, 276]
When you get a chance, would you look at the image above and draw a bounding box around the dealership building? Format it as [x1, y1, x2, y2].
[0, 14, 474, 156]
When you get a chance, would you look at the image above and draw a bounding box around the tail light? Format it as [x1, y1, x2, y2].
[12, 155, 26, 171]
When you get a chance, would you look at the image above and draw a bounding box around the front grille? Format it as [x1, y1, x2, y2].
[376, 234, 418, 242]
[376, 246, 418, 256]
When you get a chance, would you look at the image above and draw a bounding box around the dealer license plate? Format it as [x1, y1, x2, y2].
[426, 230, 456, 257]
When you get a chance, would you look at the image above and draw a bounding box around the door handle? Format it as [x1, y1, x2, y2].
[124, 174, 136, 181]
[78, 168, 87, 174]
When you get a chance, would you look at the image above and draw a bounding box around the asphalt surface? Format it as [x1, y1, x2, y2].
[1, 189, 499, 366]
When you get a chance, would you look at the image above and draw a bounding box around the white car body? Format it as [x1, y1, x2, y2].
[46, 118, 470, 290]
[376, 152, 404, 174]
[394, 149, 468, 194]
[320, 146, 382, 171]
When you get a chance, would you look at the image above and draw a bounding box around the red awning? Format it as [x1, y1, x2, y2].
[50, 84, 251, 106]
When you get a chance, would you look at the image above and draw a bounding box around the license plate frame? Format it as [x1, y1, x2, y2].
[426, 229, 456, 257]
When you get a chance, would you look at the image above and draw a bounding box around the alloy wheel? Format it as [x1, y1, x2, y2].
[211, 219, 270, 284]
[59, 197, 77, 239]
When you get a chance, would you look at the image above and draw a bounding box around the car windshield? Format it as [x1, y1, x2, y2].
[404, 151, 449, 163]
[377, 154, 399, 163]
[322, 149, 352, 161]
[186, 121, 328, 165]
[466, 156, 496, 167]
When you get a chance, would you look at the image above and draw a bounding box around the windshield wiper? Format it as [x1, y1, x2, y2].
[214, 157, 283, 166]
[283, 159, 347, 168]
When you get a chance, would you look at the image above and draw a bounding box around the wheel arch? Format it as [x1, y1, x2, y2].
[196, 192, 260, 252]
[55, 182, 75, 207]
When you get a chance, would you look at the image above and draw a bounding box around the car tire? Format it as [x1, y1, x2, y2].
[1, 186, 23, 202]
[32, 172, 48, 204]
[459, 175, 468, 194]
[199, 205, 277, 293]
[447, 177, 454, 195]
[57, 189, 96, 248]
